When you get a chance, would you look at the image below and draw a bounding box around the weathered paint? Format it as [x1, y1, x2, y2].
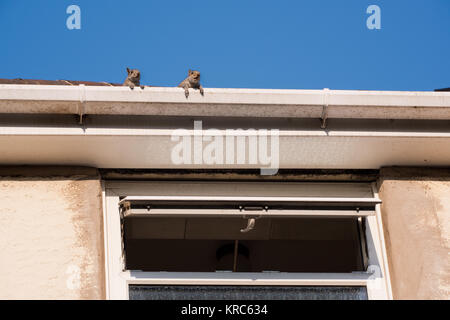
[99, 168, 379, 182]
[0, 85, 449, 119]
[0, 167, 104, 299]
[1, 165, 449, 300]
[378, 167, 450, 300]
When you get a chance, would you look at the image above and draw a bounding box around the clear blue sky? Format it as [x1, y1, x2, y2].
[0, 0, 449, 91]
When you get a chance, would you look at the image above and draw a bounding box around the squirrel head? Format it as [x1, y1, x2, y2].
[126, 68, 141, 81]
[188, 69, 201, 82]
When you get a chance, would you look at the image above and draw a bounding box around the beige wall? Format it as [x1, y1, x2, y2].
[0, 167, 105, 299]
[1, 165, 449, 300]
[378, 167, 450, 300]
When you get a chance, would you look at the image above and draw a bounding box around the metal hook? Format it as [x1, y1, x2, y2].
[240, 218, 256, 233]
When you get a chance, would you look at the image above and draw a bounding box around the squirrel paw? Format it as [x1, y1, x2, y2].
[184, 89, 189, 98]
[200, 88, 204, 96]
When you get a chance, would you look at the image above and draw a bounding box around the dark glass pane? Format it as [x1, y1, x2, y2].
[129, 285, 368, 300]
[123, 217, 365, 272]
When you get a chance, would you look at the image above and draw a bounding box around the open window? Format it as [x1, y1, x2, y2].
[104, 181, 391, 300]
[120, 195, 375, 273]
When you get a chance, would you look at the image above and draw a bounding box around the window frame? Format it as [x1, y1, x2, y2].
[102, 181, 393, 300]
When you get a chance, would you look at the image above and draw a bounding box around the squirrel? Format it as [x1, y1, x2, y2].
[178, 69, 204, 98]
[123, 67, 144, 89]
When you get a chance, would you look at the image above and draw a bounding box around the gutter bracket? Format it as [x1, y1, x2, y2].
[321, 88, 330, 129]
[78, 84, 86, 124]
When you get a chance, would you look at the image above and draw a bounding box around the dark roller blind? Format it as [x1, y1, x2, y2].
[129, 285, 368, 300]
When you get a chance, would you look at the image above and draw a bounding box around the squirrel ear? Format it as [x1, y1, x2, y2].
[127, 67, 130, 74]
[188, 69, 192, 75]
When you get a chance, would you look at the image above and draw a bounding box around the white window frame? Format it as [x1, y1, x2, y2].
[102, 181, 393, 300]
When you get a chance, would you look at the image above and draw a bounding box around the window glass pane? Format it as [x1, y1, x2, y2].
[123, 217, 365, 272]
[129, 285, 368, 300]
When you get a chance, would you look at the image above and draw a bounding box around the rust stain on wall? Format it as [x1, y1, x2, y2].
[379, 167, 450, 300]
[62, 178, 105, 300]
[0, 167, 105, 300]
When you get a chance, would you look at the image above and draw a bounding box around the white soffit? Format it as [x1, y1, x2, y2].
[0, 132, 449, 169]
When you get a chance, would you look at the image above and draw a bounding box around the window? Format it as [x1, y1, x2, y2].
[123, 216, 367, 273]
[103, 181, 392, 300]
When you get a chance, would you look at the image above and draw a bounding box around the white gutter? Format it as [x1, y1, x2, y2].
[0, 84, 449, 120]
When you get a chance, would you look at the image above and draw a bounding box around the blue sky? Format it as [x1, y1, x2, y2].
[0, 0, 449, 91]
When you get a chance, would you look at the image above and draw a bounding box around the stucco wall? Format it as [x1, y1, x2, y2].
[1, 165, 448, 300]
[0, 167, 104, 299]
[378, 167, 450, 300]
